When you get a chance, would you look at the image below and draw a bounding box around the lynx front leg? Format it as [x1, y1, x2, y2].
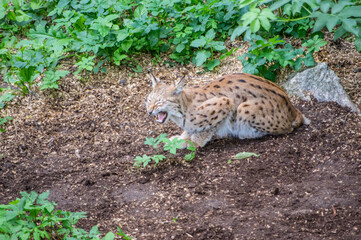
[190, 129, 216, 148]
[185, 96, 234, 147]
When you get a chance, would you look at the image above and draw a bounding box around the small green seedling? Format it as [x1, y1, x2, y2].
[134, 134, 196, 168]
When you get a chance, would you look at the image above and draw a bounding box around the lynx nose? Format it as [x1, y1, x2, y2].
[147, 110, 153, 115]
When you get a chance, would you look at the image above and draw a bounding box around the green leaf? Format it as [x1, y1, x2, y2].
[325, 16, 339, 32]
[113, 53, 128, 65]
[232, 152, 260, 159]
[334, 26, 347, 39]
[0, 93, 14, 103]
[190, 38, 206, 48]
[260, 8, 276, 20]
[205, 59, 220, 71]
[205, 29, 216, 40]
[312, 12, 328, 32]
[269, 0, 291, 11]
[184, 152, 195, 161]
[355, 36, 361, 52]
[331, 1, 347, 14]
[333, 3, 359, 15]
[134, 5, 148, 18]
[132, 65, 143, 73]
[103, 232, 115, 240]
[37, 191, 49, 204]
[341, 18, 358, 36]
[134, 154, 151, 168]
[304, 52, 315, 67]
[320, 1, 331, 13]
[195, 50, 211, 67]
[250, 19, 260, 33]
[241, 11, 258, 27]
[230, 25, 247, 41]
[144, 137, 158, 148]
[41, 70, 69, 90]
[121, 40, 133, 52]
[176, 44, 185, 53]
[239, 0, 255, 9]
[294, 57, 303, 71]
[151, 155, 166, 165]
[117, 30, 129, 41]
[163, 138, 185, 155]
[259, 15, 270, 31]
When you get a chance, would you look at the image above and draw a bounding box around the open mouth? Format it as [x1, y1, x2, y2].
[157, 111, 168, 124]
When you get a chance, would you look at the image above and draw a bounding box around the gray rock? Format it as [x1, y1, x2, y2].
[282, 63, 360, 113]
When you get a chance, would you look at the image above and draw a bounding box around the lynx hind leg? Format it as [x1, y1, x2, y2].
[236, 99, 293, 136]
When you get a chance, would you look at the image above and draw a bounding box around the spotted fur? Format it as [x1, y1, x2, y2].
[146, 73, 309, 148]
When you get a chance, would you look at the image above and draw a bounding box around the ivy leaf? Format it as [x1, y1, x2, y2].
[195, 50, 211, 67]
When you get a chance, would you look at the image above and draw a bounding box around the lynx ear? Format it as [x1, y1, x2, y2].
[173, 74, 186, 95]
[149, 69, 161, 88]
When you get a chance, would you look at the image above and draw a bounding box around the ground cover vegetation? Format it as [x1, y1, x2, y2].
[1, 0, 361, 238]
[0, 191, 132, 239]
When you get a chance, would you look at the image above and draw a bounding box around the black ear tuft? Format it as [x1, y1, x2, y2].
[149, 68, 161, 88]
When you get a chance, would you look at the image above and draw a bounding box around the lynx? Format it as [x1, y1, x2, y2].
[146, 71, 310, 148]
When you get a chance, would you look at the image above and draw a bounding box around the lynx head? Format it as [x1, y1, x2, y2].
[146, 71, 185, 124]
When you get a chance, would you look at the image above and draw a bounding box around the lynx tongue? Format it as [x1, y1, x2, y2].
[157, 112, 168, 124]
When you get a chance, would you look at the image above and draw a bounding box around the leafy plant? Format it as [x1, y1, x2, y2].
[0, 191, 124, 240]
[134, 133, 196, 168]
[0, 116, 13, 132]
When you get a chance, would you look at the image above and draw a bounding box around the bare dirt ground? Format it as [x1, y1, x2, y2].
[1, 36, 360, 239]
